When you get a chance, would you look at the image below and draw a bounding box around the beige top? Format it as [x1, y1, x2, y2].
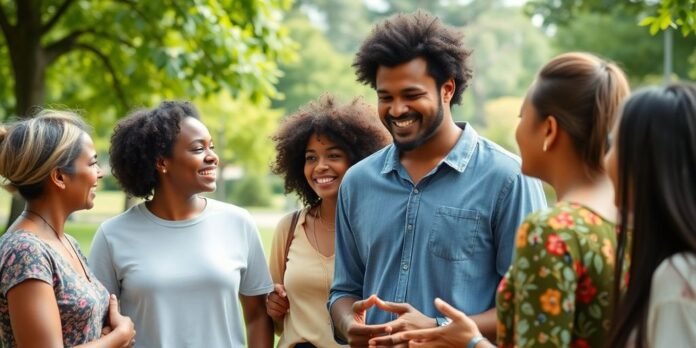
[269, 208, 343, 348]
[646, 252, 696, 347]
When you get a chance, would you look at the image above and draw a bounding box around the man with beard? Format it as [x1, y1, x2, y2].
[328, 11, 547, 347]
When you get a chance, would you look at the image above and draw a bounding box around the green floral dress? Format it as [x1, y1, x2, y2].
[496, 202, 617, 348]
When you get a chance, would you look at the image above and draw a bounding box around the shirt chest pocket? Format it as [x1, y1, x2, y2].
[428, 206, 480, 261]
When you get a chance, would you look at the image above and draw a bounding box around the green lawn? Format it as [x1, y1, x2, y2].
[0, 190, 279, 258]
[68, 224, 275, 258]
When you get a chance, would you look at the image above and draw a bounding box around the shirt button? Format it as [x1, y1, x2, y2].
[407, 224, 413, 230]
[402, 263, 409, 270]
[414, 188, 420, 194]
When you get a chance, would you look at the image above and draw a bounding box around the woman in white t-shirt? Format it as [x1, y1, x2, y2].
[605, 83, 696, 347]
[88, 101, 274, 348]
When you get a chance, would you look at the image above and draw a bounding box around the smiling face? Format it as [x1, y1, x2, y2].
[376, 58, 447, 151]
[161, 117, 219, 196]
[64, 133, 103, 211]
[303, 134, 350, 202]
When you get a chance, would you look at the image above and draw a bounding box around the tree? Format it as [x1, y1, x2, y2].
[0, 0, 295, 229]
[271, 13, 372, 114]
[525, 0, 695, 36]
[525, 0, 696, 81]
[462, 6, 551, 126]
[196, 92, 284, 201]
[551, 10, 696, 83]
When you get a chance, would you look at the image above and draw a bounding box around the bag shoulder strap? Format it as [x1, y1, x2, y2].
[281, 209, 301, 281]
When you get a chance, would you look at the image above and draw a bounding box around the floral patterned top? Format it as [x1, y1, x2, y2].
[496, 202, 617, 348]
[0, 231, 109, 347]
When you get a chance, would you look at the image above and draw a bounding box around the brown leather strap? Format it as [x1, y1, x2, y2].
[281, 210, 301, 281]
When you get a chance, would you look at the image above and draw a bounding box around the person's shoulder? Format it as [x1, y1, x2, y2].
[204, 198, 257, 227]
[475, 135, 523, 174]
[276, 208, 306, 227]
[348, 145, 392, 173]
[519, 202, 586, 236]
[98, 202, 147, 234]
[0, 231, 51, 266]
[651, 252, 696, 301]
[0, 231, 45, 252]
[206, 198, 249, 216]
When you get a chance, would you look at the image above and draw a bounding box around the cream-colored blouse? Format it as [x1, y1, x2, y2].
[269, 208, 343, 348]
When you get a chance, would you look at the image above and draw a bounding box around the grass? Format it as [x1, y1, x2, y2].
[0, 189, 279, 256]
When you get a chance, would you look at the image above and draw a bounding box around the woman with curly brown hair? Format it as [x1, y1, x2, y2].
[267, 95, 389, 348]
[88, 101, 274, 348]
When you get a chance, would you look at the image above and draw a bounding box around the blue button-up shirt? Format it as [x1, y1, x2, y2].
[329, 123, 546, 332]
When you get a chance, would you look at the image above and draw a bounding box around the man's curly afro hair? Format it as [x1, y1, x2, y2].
[353, 10, 472, 106]
[109, 101, 200, 199]
[272, 95, 390, 207]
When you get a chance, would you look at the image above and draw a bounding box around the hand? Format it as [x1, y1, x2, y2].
[371, 298, 482, 348]
[266, 284, 290, 321]
[366, 297, 435, 347]
[343, 295, 391, 347]
[101, 325, 112, 337]
[107, 294, 136, 348]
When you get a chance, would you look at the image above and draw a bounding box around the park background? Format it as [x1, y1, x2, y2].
[0, 0, 695, 256]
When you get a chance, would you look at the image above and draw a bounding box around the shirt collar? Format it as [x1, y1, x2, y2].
[380, 122, 478, 175]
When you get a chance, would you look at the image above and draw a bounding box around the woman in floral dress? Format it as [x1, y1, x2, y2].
[372, 52, 630, 348]
[0, 111, 135, 347]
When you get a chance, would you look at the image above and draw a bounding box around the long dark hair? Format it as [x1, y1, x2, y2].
[608, 83, 696, 347]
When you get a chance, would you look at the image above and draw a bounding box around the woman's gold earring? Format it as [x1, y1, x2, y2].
[163, 169, 167, 174]
[542, 141, 548, 152]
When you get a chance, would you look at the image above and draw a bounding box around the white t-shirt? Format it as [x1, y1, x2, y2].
[88, 199, 273, 348]
[646, 252, 696, 347]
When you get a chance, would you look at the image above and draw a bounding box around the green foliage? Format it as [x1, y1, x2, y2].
[294, 0, 371, 53]
[480, 96, 524, 154]
[197, 92, 283, 173]
[525, 0, 696, 37]
[462, 6, 551, 125]
[229, 175, 273, 207]
[271, 13, 373, 115]
[0, 0, 296, 123]
[639, 0, 696, 36]
[551, 10, 696, 82]
[366, 0, 498, 27]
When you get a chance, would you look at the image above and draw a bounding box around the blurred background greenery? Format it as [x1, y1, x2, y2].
[0, 0, 694, 254]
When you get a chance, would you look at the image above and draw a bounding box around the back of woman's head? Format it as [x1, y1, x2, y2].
[0, 110, 88, 200]
[608, 83, 696, 348]
[110, 101, 200, 199]
[272, 95, 390, 206]
[530, 52, 629, 176]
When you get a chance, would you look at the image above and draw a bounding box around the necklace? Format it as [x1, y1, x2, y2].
[22, 210, 90, 281]
[309, 207, 332, 324]
[315, 206, 335, 233]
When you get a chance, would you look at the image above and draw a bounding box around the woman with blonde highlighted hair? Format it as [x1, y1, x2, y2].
[0, 110, 135, 347]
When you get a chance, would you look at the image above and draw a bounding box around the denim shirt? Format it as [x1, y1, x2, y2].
[328, 123, 547, 337]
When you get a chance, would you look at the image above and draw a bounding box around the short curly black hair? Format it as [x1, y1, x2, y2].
[353, 11, 472, 106]
[272, 95, 390, 207]
[109, 101, 200, 199]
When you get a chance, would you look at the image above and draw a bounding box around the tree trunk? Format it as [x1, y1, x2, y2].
[4, 0, 47, 232]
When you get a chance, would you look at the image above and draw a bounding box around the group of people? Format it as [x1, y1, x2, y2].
[0, 9, 694, 348]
